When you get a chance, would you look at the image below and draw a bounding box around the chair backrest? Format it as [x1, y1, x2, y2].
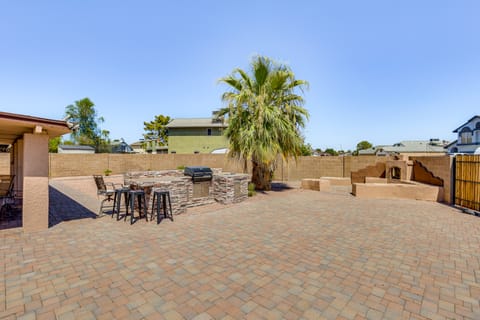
[93, 175, 107, 193]
[0, 175, 15, 197]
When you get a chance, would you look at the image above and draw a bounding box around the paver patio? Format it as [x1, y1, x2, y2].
[1, 179, 480, 319]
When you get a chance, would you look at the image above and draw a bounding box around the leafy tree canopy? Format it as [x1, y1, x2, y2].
[65, 97, 110, 150]
[356, 140, 373, 151]
[143, 114, 171, 146]
[48, 137, 62, 153]
[299, 143, 313, 156]
[324, 148, 338, 156]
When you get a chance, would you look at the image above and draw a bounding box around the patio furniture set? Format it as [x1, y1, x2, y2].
[94, 175, 174, 224]
[94, 167, 250, 224]
[0, 175, 22, 226]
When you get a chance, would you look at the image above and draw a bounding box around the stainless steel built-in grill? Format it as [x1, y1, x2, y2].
[184, 166, 213, 183]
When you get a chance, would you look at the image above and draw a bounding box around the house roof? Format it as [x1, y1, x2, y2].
[359, 140, 448, 155]
[130, 141, 143, 147]
[0, 111, 71, 144]
[58, 145, 95, 151]
[444, 140, 457, 148]
[358, 145, 388, 155]
[452, 115, 480, 133]
[166, 118, 227, 128]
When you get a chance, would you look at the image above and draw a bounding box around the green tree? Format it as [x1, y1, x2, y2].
[299, 143, 313, 156]
[143, 114, 171, 149]
[218, 56, 309, 190]
[48, 137, 62, 153]
[65, 98, 109, 151]
[354, 140, 373, 155]
[324, 148, 338, 156]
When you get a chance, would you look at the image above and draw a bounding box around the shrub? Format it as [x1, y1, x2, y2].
[248, 182, 256, 197]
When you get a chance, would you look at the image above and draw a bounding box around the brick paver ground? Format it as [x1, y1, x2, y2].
[1, 177, 480, 319]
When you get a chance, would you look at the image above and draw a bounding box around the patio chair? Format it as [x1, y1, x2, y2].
[93, 175, 123, 216]
[0, 175, 15, 219]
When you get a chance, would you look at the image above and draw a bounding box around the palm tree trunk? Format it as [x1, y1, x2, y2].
[252, 160, 272, 191]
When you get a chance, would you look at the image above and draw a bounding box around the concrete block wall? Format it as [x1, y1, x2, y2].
[48, 154, 451, 191]
[276, 156, 344, 181]
[49, 154, 246, 178]
[275, 156, 389, 181]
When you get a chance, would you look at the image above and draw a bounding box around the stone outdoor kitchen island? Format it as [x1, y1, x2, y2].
[124, 169, 249, 215]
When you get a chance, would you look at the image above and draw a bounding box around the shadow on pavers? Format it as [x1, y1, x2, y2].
[256, 182, 295, 194]
[49, 186, 97, 227]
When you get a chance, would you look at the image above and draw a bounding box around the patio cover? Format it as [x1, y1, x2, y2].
[0, 111, 70, 231]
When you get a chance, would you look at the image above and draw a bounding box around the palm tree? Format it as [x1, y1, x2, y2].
[218, 56, 309, 190]
[65, 97, 108, 151]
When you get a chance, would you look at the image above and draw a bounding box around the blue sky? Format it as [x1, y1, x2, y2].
[1, 0, 479, 151]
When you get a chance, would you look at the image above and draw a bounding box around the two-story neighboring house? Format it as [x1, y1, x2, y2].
[446, 115, 480, 154]
[166, 115, 228, 154]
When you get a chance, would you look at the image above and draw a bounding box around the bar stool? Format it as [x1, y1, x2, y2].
[113, 187, 130, 220]
[151, 190, 173, 224]
[127, 189, 148, 224]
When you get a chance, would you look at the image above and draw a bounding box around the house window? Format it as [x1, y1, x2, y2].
[207, 128, 212, 136]
[194, 151, 199, 154]
[171, 151, 176, 154]
[460, 127, 472, 144]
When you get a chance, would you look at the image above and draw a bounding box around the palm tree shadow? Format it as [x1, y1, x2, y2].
[49, 186, 97, 227]
[257, 182, 294, 194]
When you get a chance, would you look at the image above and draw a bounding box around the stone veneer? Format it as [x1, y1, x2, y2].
[124, 169, 249, 215]
[213, 173, 249, 204]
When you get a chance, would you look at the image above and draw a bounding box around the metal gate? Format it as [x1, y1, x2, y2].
[455, 155, 480, 211]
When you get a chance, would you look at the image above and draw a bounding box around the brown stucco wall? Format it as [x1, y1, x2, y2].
[409, 156, 453, 204]
[352, 182, 444, 202]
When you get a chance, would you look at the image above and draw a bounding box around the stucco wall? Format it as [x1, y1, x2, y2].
[409, 155, 453, 204]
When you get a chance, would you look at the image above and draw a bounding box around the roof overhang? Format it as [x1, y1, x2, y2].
[0, 111, 71, 145]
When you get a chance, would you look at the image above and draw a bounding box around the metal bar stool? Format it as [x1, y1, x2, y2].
[113, 187, 130, 220]
[127, 189, 148, 224]
[151, 190, 173, 224]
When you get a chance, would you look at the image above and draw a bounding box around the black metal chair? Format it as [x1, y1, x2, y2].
[93, 175, 123, 217]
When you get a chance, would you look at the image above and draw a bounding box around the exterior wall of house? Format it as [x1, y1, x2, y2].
[454, 118, 480, 153]
[393, 152, 446, 157]
[168, 127, 228, 154]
